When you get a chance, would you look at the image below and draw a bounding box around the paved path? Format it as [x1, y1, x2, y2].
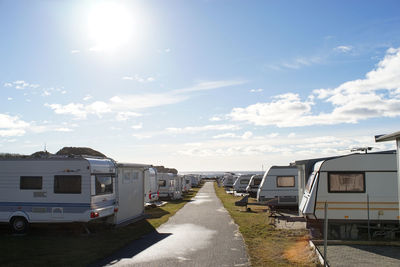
[317, 244, 400, 267]
[94, 181, 249, 267]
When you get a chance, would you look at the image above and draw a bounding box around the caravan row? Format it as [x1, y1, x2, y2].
[0, 156, 199, 233]
[222, 138, 399, 239]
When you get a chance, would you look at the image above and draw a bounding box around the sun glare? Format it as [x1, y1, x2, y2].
[88, 2, 133, 52]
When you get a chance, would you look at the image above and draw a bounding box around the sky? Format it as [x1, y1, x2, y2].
[1, 0, 400, 172]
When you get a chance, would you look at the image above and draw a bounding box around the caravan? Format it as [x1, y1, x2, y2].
[257, 166, 298, 208]
[182, 176, 192, 193]
[298, 151, 399, 239]
[144, 167, 159, 204]
[246, 174, 263, 197]
[158, 173, 182, 200]
[0, 156, 117, 233]
[233, 174, 253, 193]
[222, 172, 237, 188]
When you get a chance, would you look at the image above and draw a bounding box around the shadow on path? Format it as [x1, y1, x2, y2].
[89, 230, 172, 267]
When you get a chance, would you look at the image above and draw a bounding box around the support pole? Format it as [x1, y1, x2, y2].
[324, 201, 328, 267]
[367, 194, 371, 240]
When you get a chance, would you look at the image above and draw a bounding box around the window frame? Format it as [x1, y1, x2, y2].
[20, 176, 43, 190]
[276, 176, 295, 188]
[95, 174, 114, 196]
[54, 175, 82, 194]
[327, 171, 366, 193]
[158, 180, 166, 187]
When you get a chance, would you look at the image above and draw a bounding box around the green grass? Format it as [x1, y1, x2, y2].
[214, 183, 319, 267]
[0, 186, 201, 267]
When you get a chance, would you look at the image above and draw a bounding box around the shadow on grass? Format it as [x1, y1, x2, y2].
[89, 219, 171, 267]
[145, 207, 171, 219]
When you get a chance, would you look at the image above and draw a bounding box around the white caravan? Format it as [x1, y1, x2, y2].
[233, 174, 253, 193]
[144, 167, 159, 204]
[114, 163, 146, 225]
[182, 176, 192, 193]
[257, 166, 299, 208]
[158, 173, 182, 200]
[246, 174, 263, 197]
[0, 156, 117, 233]
[222, 172, 236, 188]
[299, 151, 398, 239]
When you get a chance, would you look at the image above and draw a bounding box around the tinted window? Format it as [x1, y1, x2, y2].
[95, 175, 113, 195]
[54, 175, 81, 194]
[240, 179, 250, 184]
[158, 180, 166, 186]
[328, 172, 365, 193]
[20, 176, 42, 190]
[277, 176, 295, 187]
[254, 179, 262, 186]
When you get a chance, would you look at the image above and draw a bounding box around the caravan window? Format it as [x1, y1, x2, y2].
[328, 172, 365, 193]
[254, 179, 261, 186]
[240, 179, 250, 184]
[158, 180, 166, 187]
[54, 175, 81, 194]
[20, 176, 42, 190]
[169, 180, 175, 187]
[277, 176, 295, 187]
[95, 175, 113, 195]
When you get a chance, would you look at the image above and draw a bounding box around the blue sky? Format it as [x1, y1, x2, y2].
[1, 0, 400, 171]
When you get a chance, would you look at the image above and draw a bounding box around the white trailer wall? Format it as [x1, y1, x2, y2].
[115, 164, 145, 225]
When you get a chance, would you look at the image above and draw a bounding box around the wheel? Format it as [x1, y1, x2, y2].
[10, 216, 29, 234]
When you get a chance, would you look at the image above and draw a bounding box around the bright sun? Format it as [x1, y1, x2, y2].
[88, 2, 133, 52]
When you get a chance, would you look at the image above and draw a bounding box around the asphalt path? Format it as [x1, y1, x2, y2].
[93, 181, 249, 267]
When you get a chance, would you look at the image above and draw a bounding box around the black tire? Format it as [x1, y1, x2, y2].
[10, 216, 29, 234]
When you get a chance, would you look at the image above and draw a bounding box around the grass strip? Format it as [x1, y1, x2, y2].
[213, 182, 319, 267]
[0, 185, 202, 267]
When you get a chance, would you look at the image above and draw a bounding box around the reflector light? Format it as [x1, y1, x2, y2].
[114, 207, 118, 213]
[149, 192, 152, 200]
[90, 212, 100, 218]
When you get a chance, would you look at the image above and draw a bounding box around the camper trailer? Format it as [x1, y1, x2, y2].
[144, 167, 159, 204]
[246, 174, 263, 197]
[298, 151, 399, 239]
[114, 163, 146, 225]
[233, 174, 253, 193]
[222, 172, 236, 188]
[182, 176, 192, 193]
[257, 166, 299, 208]
[158, 173, 182, 200]
[0, 156, 117, 233]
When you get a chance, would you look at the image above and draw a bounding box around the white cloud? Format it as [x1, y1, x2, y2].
[83, 95, 93, 101]
[110, 93, 188, 110]
[4, 80, 39, 90]
[131, 123, 143, 130]
[132, 133, 152, 139]
[45, 103, 88, 119]
[42, 90, 51, 97]
[7, 97, 12, 101]
[166, 124, 241, 134]
[230, 47, 400, 127]
[334, 45, 352, 53]
[116, 111, 142, 121]
[0, 114, 30, 137]
[209, 116, 223, 122]
[70, 50, 80, 54]
[47, 80, 245, 119]
[173, 80, 246, 94]
[212, 131, 253, 140]
[85, 101, 111, 117]
[55, 127, 73, 132]
[250, 88, 263, 93]
[122, 75, 155, 83]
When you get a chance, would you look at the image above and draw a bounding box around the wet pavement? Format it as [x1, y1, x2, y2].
[93, 181, 249, 267]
